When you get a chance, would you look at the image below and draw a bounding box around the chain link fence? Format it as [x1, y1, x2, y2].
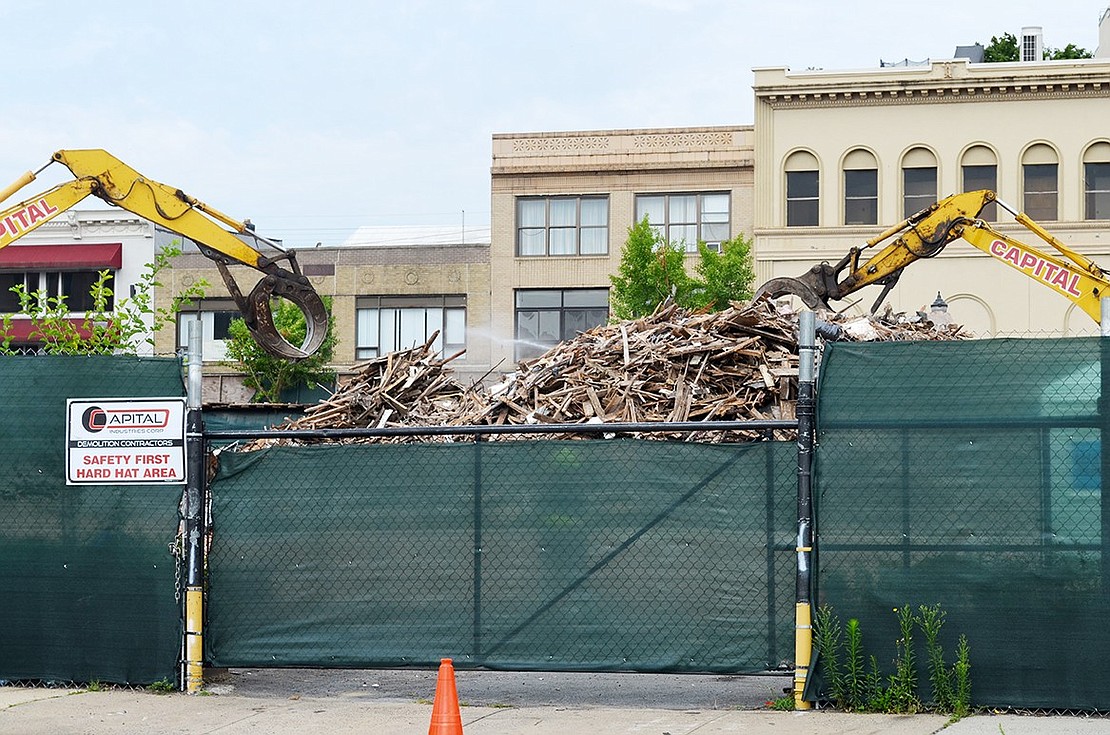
[814, 337, 1108, 711]
[0, 356, 183, 686]
[7, 336, 1107, 712]
[205, 431, 798, 674]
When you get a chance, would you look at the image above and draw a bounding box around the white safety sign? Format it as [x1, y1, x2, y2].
[66, 398, 187, 485]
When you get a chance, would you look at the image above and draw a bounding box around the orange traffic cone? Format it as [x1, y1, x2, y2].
[428, 658, 463, 735]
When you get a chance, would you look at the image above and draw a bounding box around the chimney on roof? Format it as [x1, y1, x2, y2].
[1021, 26, 1043, 61]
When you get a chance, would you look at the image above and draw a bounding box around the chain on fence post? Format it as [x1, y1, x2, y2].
[793, 310, 816, 709]
[183, 320, 206, 692]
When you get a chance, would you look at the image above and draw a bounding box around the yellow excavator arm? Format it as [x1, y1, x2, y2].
[755, 189, 1110, 322]
[0, 149, 328, 359]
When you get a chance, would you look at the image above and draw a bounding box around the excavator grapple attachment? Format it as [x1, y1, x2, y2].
[754, 275, 828, 309]
[244, 275, 330, 360]
[212, 259, 329, 360]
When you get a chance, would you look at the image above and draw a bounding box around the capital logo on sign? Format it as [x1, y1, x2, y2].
[80, 405, 171, 433]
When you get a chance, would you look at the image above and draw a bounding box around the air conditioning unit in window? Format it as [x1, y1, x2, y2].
[704, 242, 722, 253]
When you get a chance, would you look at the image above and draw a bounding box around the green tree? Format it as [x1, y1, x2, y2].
[0, 245, 205, 355]
[224, 297, 336, 403]
[1045, 43, 1093, 60]
[610, 218, 756, 318]
[982, 32, 1019, 62]
[688, 234, 756, 311]
[981, 32, 1093, 62]
[609, 217, 692, 320]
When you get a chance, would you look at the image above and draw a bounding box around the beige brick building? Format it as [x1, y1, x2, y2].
[158, 232, 491, 401]
[489, 126, 754, 368]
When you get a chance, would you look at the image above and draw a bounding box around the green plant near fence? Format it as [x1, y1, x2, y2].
[813, 603, 971, 717]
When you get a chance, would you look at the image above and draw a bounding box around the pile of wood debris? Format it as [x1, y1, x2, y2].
[241, 299, 968, 448]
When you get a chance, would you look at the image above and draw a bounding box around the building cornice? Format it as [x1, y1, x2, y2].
[492, 125, 754, 173]
[754, 59, 1110, 109]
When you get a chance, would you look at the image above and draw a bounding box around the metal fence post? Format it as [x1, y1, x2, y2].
[1101, 297, 1110, 596]
[473, 435, 484, 660]
[183, 320, 206, 692]
[794, 311, 816, 709]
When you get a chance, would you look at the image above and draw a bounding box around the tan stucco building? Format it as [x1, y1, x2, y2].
[753, 56, 1110, 336]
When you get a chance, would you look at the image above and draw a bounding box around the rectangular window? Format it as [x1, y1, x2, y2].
[356, 295, 466, 360]
[1024, 163, 1058, 221]
[0, 272, 23, 312]
[177, 299, 240, 361]
[0, 270, 114, 313]
[843, 169, 878, 225]
[1085, 163, 1110, 220]
[962, 164, 997, 221]
[634, 192, 731, 252]
[903, 167, 937, 218]
[514, 288, 608, 360]
[516, 196, 609, 256]
[786, 171, 819, 226]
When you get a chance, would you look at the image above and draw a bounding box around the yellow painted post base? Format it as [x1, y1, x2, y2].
[794, 602, 813, 710]
[185, 586, 204, 693]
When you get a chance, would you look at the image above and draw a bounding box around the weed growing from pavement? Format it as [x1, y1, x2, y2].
[147, 678, 175, 694]
[887, 606, 919, 713]
[811, 603, 971, 718]
[765, 694, 795, 711]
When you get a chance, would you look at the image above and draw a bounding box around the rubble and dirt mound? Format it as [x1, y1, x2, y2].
[242, 299, 968, 447]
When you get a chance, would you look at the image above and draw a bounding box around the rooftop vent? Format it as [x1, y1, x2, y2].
[1021, 26, 1043, 62]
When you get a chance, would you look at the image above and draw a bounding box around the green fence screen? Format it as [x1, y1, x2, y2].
[207, 438, 797, 673]
[816, 338, 1108, 710]
[0, 356, 184, 685]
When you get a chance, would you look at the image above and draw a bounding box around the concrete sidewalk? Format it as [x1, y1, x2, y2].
[3, 686, 1110, 735]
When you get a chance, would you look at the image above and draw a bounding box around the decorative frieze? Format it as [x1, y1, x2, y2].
[512, 136, 611, 153]
[630, 131, 733, 149]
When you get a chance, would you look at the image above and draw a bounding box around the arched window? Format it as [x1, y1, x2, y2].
[1083, 142, 1110, 220]
[961, 145, 997, 221]
[785, 150, 819, 226]
[901, 147, 937, 218]
[843, 149, 878, 225]
[1022, 144, 1059, 221]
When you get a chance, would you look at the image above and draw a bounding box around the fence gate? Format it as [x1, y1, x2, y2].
[204, 430, 798, 673]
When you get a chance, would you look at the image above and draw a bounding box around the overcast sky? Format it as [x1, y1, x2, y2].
[0, 1, 1103, 247]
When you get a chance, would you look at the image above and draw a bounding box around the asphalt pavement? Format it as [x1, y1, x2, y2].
[2, 669, 1109, 734]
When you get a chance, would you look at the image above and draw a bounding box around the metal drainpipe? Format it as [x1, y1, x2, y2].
[793, 310, 816, 709]
[183, 320, 206, 692]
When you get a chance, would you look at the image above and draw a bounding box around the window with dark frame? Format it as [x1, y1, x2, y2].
[786, 170, 819, 226]
[0, 270, 114, 313]
[1023, 163, 1058, 221]
[902, 166, 937, 218]
[1085, 162, 1110, 220]
[843, 169, 878, 225]
[514, 288, 608, 361]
